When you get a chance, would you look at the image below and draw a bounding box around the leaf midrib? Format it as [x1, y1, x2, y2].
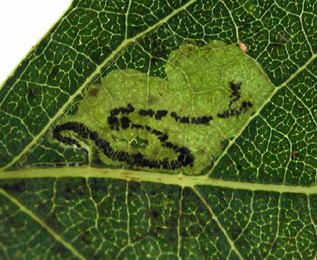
[1, 167, 317, 194]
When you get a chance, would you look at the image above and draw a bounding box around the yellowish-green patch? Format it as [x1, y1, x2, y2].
[54, 40, 274, 175]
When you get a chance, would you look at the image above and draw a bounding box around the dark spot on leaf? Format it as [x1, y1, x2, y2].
[242, 101, 252, 109]
[27, 88, 37, 99]
[139, 109, 155, 117]
[230, 81, 242, 92]
[150, 37, 168, 60]
[64, 186, 72, 193]
[89, 88, 99, 97]
[155, 110, 168, 120]
[121, 117, 131, 129]
[149, 209, 160, 219]
[56, 163, 66, 167]
[291, 150, 299, 160]
[49, 66, 59, 79]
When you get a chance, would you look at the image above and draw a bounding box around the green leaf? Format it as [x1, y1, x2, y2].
[0, 0, 316, 259]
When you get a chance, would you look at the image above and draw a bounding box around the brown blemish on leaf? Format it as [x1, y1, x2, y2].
[149, 209, 160, 219]
[291, 150, 299, 160]
[89, 88, 99, 97]
[27, 88, 39, 99]
[48, 66, 59, 79]
[130, 177, 140, 181]
[198, 148, 206, 155]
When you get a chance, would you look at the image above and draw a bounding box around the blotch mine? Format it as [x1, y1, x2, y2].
[53, 40, 275, 175]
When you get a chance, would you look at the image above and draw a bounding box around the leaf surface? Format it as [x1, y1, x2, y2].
[0, 0, 316, 259]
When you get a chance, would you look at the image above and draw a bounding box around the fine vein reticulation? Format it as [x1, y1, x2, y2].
[0, 0, 316, 259]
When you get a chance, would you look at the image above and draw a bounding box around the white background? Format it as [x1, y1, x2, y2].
[0, 0, 72, 85]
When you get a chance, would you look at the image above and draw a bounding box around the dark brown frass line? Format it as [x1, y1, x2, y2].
[53, 81, 252, 169]
[53, 117, 195, 170]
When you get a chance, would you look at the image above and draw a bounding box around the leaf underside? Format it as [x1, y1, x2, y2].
[0, 0, 317, 259]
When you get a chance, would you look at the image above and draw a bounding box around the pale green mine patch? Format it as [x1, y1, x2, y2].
[55, 40, 274, 175]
